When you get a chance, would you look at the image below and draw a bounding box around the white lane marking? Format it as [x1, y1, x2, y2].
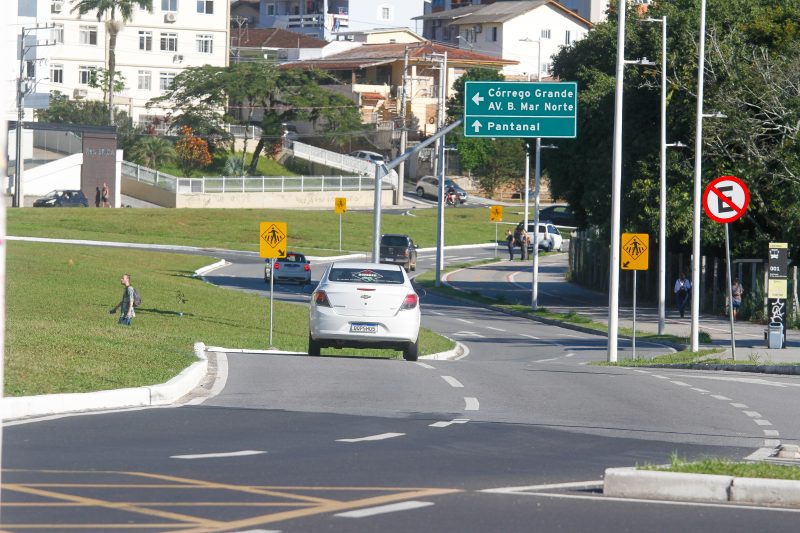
[676, 375, 794, 388]
[415, 362, 435, 369]
[764, 430, 780, 437]
[754, 419, 773, 426]
[486, 326, 506, 332]
[565, 353, 575, 358]
[561, 334, 580, 338]
[481, 480, 603, 494]
[730, 403, 748, 408]
[171, 450, 266, 460]
[579, 362, 588, 366]
[746, 447, 777, 461]
[670, 381, 691, 387]
[534, 358, 559, 363]
[743, 411, 762, 418]
[429, 419, 470, 428]
[428, 310, 444, 316]
[464, 397, 480, 411]
[442, 376, 464, 388]
[337, 433, 405, 443]
[453, 331, 485, 338]
[691, 388, 709, 393]
[711, 395, 732, 401]
[456, 318, 474, 324]
[765, 439, 782, 447]
[335, 501, 434, 518]
[653, 375, 668, 380]
[520, 334, 540, 340]
[634, 369, 651, 374]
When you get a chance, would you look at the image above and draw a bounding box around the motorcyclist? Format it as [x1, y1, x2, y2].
[446, 185, 458, 206]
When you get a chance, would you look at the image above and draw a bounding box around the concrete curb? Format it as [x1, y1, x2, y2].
[205, 343, 465, 362]
[604, 467, 800, 507]
[2, 343, 208, 422]
[421, 341, 467, 361]
[647, 363, 800, 375]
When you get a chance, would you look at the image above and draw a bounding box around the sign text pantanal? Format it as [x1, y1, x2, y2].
[464, 81, 577, 138]
[260, 222, 287, 259]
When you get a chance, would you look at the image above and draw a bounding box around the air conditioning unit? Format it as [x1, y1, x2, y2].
[474, 24, 482, 33]
[173, 54, 184, 63]
[164, 12, 177, 23]
[52, 1, 64, 13]
[73, 88, 87, 99]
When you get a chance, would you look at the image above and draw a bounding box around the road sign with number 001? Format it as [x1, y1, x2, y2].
[621, 233, 649, 271]
[260, 222, 287, 259]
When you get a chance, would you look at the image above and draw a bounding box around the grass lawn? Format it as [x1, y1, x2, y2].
[5, 242, 453, 396]
[159, 152, 297, 178]
[8, 208, 511, 254]
[642, 456, 800, 480]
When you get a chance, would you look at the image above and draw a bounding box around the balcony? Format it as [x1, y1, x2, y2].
[268, 13, 349, 38]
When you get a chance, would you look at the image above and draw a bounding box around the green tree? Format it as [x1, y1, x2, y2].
[175, 126, 212, 176]
[128, 135, 175, 169]
[71, 0, 154, 125]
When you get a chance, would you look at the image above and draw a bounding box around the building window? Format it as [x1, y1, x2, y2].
[79, 65, 96, 85]
[51, 64, 64, 84]
[139, 31, 152, 51]
[266, 3, 275, 16]
[541, 62, 552, 75]
[197, 0, 213, 14]
[378, 5, 392, 21]
[541, 29, 551, 39]
[196, 34, 213, 54]
[79, 25, 98, 45]
[51, 24, 64, 44]
[159, 72, 176, 90]
[565, 30, 572, 45]
[489, 26, 497, 42]
[162, 0, 177, 11]
[160, 33, 178, 51]
[138, 70, 151, 90]
[51, 0, 63, 14]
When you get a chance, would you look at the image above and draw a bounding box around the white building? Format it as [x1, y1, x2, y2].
[258, 0, 430, 40]
[416, 0, 591, 81]
[11, 0, 229, 125]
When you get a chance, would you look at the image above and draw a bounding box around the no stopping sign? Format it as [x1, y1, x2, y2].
[703, 175, 750, 224]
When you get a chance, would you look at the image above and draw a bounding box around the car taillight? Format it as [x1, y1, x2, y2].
[313, 290, 331, 307]
[400, 293, 418, 310]
[274, 263, 280, 270]
[304, 264, 310, 271]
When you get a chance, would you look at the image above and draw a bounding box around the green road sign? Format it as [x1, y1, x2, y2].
[464, 81, 577, 138]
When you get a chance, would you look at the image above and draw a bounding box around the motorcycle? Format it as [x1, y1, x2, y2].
[445, 191, 459, 207]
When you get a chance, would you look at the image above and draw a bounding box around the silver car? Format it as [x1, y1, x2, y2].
[415, 176, 468, 204]
[264, 252, 311, 284]
[308, 262, 421, 361]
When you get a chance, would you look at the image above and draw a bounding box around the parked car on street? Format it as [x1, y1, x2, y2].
[415, 176, 468, 204]
[308, 262, 421, 360]
[538, 205, 575, 227]
[264, 252, 311, 284]
[379, 234, 418, 271]
[515, 221, 564, 252]
[348, 150, 385, 164]
[33, 190, 89, 208]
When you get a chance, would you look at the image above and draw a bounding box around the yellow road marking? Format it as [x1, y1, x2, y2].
[3, 484, 221, 527]
[6, 524, 188, 529]
[171, 488, 461, 533]
[3, 502, 315, 508]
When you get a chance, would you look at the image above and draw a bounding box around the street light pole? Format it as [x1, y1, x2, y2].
[691, 0, 708, 352]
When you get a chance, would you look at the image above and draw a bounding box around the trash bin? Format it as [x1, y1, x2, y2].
[768, 324, 784, 349]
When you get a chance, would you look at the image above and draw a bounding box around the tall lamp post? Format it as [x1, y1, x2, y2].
[531, 140, 557, 310]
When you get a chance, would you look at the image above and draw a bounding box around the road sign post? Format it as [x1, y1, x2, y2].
[260, 222, 288, 346]
[464, 82, 578, 138]
[621, 233, 649, 359]
[768, 243, 788, 349]
[490, 206, 503, 258]
[335, 198, 346, 251]
[703, 176, 750, 359]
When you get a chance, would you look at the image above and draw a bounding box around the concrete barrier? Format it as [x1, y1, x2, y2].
[604, 468, 733, 502]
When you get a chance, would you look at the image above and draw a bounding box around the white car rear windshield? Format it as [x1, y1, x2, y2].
[328, 268, 405, 284]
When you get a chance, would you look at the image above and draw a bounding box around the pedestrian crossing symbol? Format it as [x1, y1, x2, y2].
[335, 197, 347, 214]
[260, 222, 287, 259]
[621, 233, 649, 271]
[489, 205, 503, 222]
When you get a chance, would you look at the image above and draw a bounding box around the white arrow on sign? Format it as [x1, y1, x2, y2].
[472, 120, 483, 132]
[472, 92, 485, 106]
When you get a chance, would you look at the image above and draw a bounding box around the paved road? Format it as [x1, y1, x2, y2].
[3, 245, 800, 531]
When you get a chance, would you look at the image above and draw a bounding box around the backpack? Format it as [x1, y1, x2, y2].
[131, 287, 142, 308]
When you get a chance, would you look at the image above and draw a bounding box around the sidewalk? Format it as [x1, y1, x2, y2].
[444, 256, 800, 365]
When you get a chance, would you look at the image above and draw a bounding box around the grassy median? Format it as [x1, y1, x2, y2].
[642, 455, 800, 480]
[5, 241, 453, 396]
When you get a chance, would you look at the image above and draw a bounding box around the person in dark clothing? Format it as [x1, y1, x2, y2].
[506, 229, 515, 260]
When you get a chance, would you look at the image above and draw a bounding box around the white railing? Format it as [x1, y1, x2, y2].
[176, 175, 377, 194]
[288, 140, 399, 188]
[122, 161, 178, 191]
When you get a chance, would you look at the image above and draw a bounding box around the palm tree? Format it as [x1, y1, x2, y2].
[71, 1, 153, 125]
[129, 136, 175, 169]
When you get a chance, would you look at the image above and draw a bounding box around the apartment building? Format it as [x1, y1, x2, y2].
[12, 0, 229, 125]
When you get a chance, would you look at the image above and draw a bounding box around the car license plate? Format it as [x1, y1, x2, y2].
[350, 323, 377, 334]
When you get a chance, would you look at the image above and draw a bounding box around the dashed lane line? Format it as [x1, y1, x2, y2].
[691, 388, 709, 393]
[441, 376, 464, 388]
[764, 430, 780, 437]
[712, 395, 733, 401]
[670, 381, 691, 387]
[743, 411, 762, 418]
[171, 450, 267, 460]
[415, 362, 435, 369]
[520, 334, 540, 340]
[464, 397, 480, 411]
[336, 433, 405, 443]
[754, 419, 773, 426]
[730, 403, 749, 409]
[429, 419, 470, 428]
[335, 501, 434, 518]
[456, 318, 474, 324]
[486, 326, 506, 332]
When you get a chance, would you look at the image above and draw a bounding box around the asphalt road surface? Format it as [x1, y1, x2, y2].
[4, 245, 800, 532]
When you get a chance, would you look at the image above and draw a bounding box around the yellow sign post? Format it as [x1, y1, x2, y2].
[490, 206, 503, 258]
[620, 233, 649, 271]
[335, 198, 346, 251]
[260, 222, 288, 258]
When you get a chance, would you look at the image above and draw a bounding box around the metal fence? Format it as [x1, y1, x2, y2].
[122, 161, 178, 192]
[176, 175, 378, 194]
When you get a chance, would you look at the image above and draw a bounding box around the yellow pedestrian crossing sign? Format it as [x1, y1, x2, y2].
[335, 197, 347, 214]
[490, 205, 503, 222]
[260, 222, 287, 259]
[621, 233, 649, 270]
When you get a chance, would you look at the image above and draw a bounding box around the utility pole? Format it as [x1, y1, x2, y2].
[429, 51, 448, 287]
[14, 24, 55, 208]
[396, 47, 409, 205]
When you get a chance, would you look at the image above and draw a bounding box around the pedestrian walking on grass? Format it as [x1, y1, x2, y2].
[110, 274, 136, 326]
[674, 272, 691, 318]
[506, 229, 515, 260]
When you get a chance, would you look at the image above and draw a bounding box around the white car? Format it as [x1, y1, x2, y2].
[517, 222, 564, 252]
[308, 262, 421, 361]
[349, 150, 385, 164]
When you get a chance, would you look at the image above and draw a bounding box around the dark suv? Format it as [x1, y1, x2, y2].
[33, 190, 89, 208]
[379, 234, 418, 272]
